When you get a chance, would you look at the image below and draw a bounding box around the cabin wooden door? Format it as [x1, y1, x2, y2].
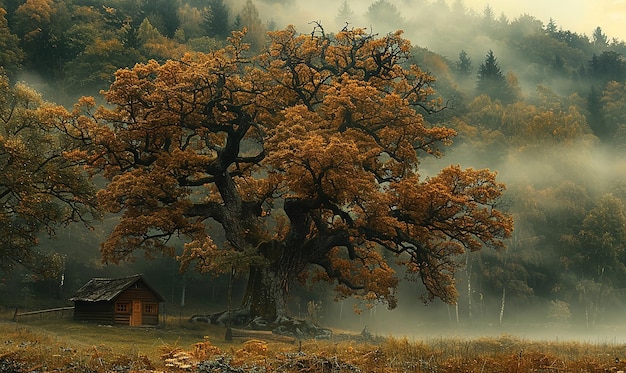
[131, 300, 142, 326]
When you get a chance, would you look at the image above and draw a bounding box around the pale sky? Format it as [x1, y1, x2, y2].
[252, 0, 626, 43]
[461, 0, 626, 41]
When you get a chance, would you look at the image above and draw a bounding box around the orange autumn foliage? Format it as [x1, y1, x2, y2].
[50, 26, 512, 314]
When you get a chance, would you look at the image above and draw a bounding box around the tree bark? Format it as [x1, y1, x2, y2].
[242, 264, 286, 323]
[239, 240, 291, 323]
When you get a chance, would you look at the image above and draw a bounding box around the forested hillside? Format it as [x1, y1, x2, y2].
[1, 0, 625, 332]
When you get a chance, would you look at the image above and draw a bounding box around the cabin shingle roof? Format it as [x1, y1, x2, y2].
[69, 274, 165, 302]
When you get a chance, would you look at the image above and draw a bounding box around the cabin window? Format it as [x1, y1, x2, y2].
[115, 302, 130, 313]
[144, 303, 157, 314]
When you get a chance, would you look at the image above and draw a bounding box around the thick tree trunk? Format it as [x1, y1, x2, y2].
[237, 239, 292, 325]
[242, 264, 287, 323]
[190, 239, 333, 339]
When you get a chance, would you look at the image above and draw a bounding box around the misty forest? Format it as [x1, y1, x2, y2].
[2, 0, 626, 343]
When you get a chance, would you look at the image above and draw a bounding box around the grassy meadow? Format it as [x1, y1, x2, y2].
[2, 310, 626, 372]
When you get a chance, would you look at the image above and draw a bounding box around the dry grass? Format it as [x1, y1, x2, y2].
[3, 312, 626, 372]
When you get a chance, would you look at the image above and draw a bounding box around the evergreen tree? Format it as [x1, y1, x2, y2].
[336, 0, 355, 28]
[143, 0, 180, 38]
[480, 4, 495, 32]
[545, 17, 558, 34]
[232, 14, 242, 31]
[365, 0, 403, 30]
[120, 19, 140, 49]
[177, 3, 205, 40]
[455, 49, 472, 76]
[137, 18, 162, 44]
[589, 51, 626, 86]
[592, 26, 608, 50]
[451, 0, 466, 16]
[483, 4, 494, 20]
[551, 55, 565, 73]
[204, 0, 230, 39]
[477, 50, 513, 103]
[239, 0, 265, 52]
[587, 85, 607, 139]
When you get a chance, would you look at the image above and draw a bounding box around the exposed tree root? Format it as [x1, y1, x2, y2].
[189, 308, 333, 340]
[189, 306, 252, 327]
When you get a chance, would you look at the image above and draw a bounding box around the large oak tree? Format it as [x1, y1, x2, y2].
[55, 27, 512, 324]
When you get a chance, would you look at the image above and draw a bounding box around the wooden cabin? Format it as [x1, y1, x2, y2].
[69, 274, 165, 326]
